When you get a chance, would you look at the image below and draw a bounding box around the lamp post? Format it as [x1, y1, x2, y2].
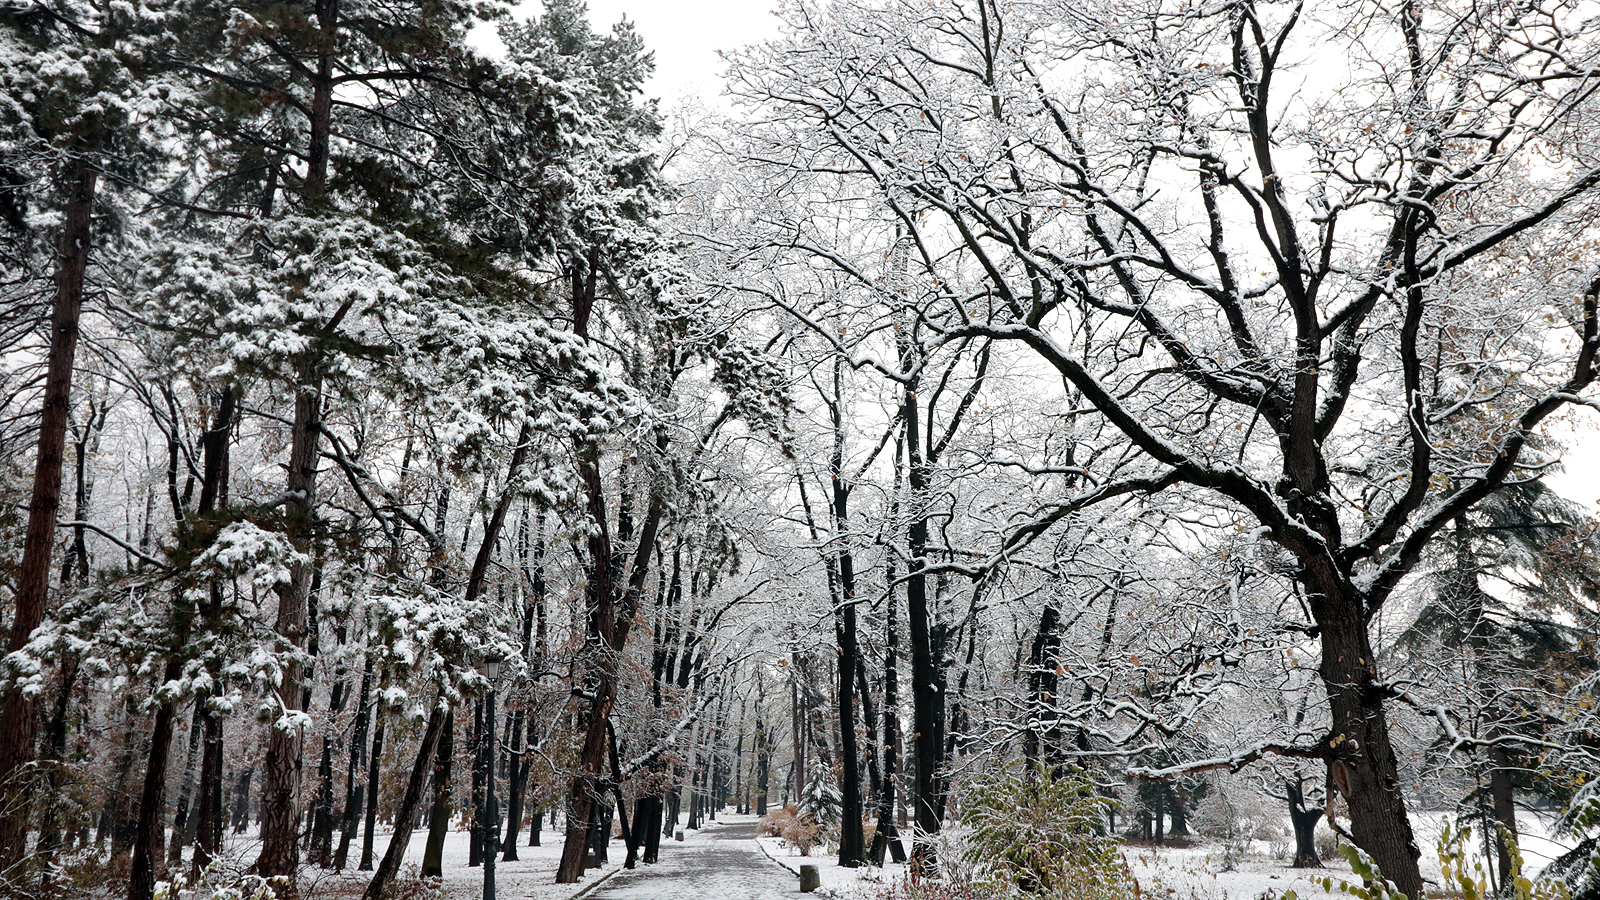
[481, 654, 502, 900]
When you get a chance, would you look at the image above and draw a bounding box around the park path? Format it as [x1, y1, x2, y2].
[581, 821, 800, 900]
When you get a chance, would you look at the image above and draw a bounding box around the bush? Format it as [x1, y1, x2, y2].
[958, 761, 1132, 900]
[1315, 826, 1339, 863]
[153, 863, 286, 900]
[867, 875, 1012, 900]
[760, 804, 823, 856]
[1297, 821, 1571, 900]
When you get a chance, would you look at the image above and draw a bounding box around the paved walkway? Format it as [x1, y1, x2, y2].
[584, 821, 798, 900]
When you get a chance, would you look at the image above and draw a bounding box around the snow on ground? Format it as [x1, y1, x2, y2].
[752, 817, 909, 899]
[161, 808, 1578, 900]
[181, 824, 621, 899]
[750, 811, 1579, 900]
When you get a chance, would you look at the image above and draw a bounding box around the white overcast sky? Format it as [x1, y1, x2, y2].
[476, 1, 786, 109]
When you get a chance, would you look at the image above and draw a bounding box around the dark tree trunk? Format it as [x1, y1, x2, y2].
[1317, 600, 1420, 898]
[903, 384, 945, 872]
[192, 702, 224, 879]
[469, 702, 485, 867]
[828, 423, 865, 867]
[870, 517, 905, 864]
[231, 766, 253, 834]
[334, 655, 373, 870]
[253, 359, 322, 889]
[129, 676, 180, 900]
[641, 796, 663, 863]
[357, 709, 385, 871]
[363, 703, 446, 900]
[1169, 787, 1190, 837]
[1488, 740, 1517, 891]
[0, 153, 98, 873]
[608, 722, 638, 869]
[308, 732, 335, 866]
[502, 709, 525, 863]
[135, 380, 237, 899]
[251, 0, 342, 877]
[755, 719, 770, 817]
[1024, 605, 1061, 764]
[1287, 776, 1324, 868]
[107, 706, 142, 858]
[36, 657, 80, 872]
[421, 710, 455, 878]
[556, 444, 664, 882]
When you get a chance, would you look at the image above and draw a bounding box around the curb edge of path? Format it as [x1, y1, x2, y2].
[752, 830, 804, 878]
[567, 860, 625, 900]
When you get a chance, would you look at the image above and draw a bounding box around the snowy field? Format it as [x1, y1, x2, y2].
[171, 824, 622, 900]
[752, 811, 1579, 900]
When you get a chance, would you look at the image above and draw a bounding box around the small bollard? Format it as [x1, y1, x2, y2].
[674, 829, 685, 842]
[800, 864, 821, 893]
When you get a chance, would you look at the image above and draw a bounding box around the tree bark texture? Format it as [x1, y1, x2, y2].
[1317, 600, 1420, 897]
[252, 361, 322, 887]
[0, 154, 98, 874]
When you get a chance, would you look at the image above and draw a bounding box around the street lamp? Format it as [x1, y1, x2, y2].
[481, 653, 503, 900]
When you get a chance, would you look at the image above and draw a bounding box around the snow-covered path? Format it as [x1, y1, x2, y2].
[586, 821, 800, 900]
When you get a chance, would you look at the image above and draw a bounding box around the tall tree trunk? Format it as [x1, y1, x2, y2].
[230, 765, 252, 834]
[130, 677, 181, 900]
[503, 707, 526, 863]
[36, 657, 80, 875]
[832, 489, 864, 868]
[192, 697, 225, 879]
[168, 705, 204, 868]
[310, 734, 336, 866]
[334, 655, 373, 870]
[871, 513, 904, 864]
[192, 385, 236, 878]
[556, 438, 665, 882]
[134, 384, 237, 899]
[902, 381, 945, 872]
[107, 701, 142, 858]
[555, 448, 619, 883]
[363, 703, 446, 900]
[0, 153, 98, 874]
[357, 708, 385, 871]
[1317, 594, 1421, 899]
[1024, 605, 1061, 764]
[421, 711, 455, 878]
[253, 359, 322, 888]
[1487, 737, 1517, 892]
[252, 0, 339, 876]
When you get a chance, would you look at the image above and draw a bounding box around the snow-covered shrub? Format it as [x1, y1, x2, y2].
[152, 862, 285, 900]
[958, 761, 1132, 900]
